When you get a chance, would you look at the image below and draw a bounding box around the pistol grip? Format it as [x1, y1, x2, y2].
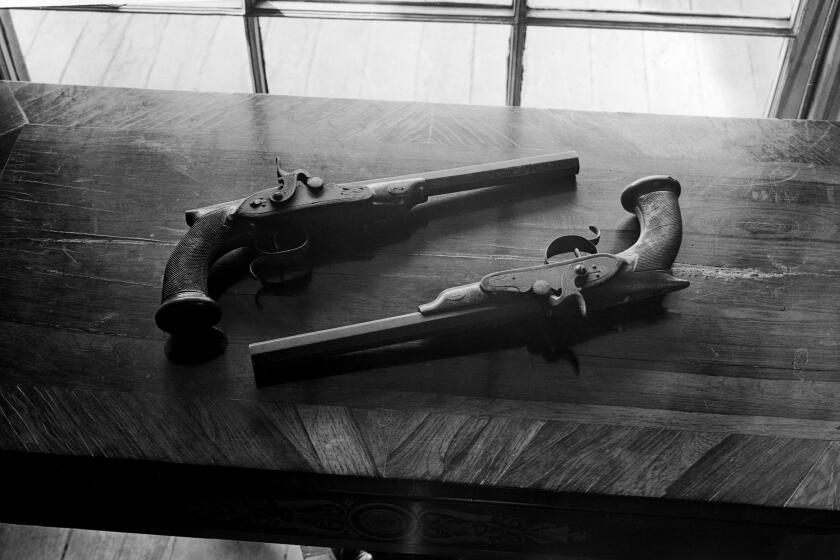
[617, 176, 683, 272]
[155, 206, 251, 334]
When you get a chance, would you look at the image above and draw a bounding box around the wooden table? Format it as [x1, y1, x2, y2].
[1, 81, 838, 559]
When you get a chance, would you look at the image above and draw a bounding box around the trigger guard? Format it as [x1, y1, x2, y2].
[544, 226, 600, 262]
[249, 228, 310, 285]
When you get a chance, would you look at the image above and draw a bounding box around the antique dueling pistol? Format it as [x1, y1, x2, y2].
[250, 176, 689, 376]
[155, 152, 580, 334]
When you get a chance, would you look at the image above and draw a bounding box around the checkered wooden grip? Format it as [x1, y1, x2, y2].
[616, 176, 683, 272]
[155, 207, 251, 334]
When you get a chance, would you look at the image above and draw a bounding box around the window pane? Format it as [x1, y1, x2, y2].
[9, 10, 251, 93]
[114, 1, 243, 10]
[527, 0, 798, 19]
[262, 18, 509, 105]
[10, 1, 243, 10]
[262, 0, 512, 5]
[521, 27, 786, 117]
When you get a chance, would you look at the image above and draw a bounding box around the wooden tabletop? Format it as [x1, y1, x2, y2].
[1, 81, 839, 559]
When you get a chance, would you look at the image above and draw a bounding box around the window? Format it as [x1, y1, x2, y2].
[1, 0, 837, 118]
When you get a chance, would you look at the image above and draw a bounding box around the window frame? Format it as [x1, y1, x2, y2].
[0, 9, 28, 81]
[0, 0, 835, 118]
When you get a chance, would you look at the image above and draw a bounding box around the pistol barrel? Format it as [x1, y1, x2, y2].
[420, 151, 579, 196]
[343, 151, 579, 197]
[249, 299, 543, 382]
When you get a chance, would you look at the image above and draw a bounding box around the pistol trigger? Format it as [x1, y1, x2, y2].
[587, 225, 601, 246]
[574, 291, 587, 317]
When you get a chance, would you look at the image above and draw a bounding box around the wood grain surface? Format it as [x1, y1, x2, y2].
[0, 522, 301, 560]
[1, 80, 839, 558]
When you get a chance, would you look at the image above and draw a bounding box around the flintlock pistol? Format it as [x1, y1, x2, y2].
[155, 152, 579, 334]
[250, 176, 689, 378]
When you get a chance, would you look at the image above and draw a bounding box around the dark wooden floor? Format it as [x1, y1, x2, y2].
[0, 523, 302, 560]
